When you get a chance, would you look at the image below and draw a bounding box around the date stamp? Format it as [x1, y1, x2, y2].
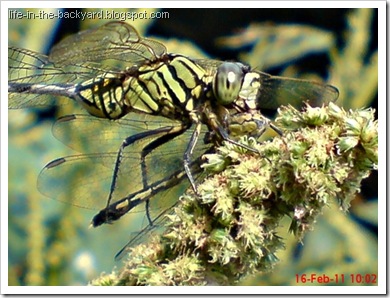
[295, 273, 377, 285]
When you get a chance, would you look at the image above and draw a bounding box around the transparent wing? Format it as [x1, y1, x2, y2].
[8, 47, 97, 108]
[8, 22, 166, 109]
[114, 205, 175, 260]
[37, 114, 210, 211]
[49, 21, 166, 66]
[37, 116, 209, 256]
[255, 71, 339, 109]
[38, 153, 125, 210]
[51, 113, 186, 155]
[38, 151, 203, 259]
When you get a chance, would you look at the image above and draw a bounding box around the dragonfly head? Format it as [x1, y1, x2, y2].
[213, 62, 261, 113]
[213, 62, 249, 106]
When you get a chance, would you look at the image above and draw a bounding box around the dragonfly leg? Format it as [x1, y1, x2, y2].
[145, 199, 152, 226]
[183, 121, 203, 194]
[269, 122, 283, 136]
[138, 124, 189, 225]
[228, 111, 283, 138]
[106, 126, 184, 210]
[92, 163, 196, 227]
[208, 112, 259, 154]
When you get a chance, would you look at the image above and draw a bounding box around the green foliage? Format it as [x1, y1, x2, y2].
[330, 9, 378, 109]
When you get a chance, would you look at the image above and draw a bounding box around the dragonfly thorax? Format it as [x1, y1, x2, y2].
[121, 54, 207, 120]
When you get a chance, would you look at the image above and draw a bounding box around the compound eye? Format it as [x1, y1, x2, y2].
[213, 62, 245, 105]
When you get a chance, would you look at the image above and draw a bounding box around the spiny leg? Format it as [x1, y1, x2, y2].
[269, 122, 283, 136]
[208, 111, 260, 153]
[138, 123, 190, 225]
[208, 110, 283, 163]
[183, 121, 203, 194]
[106, 126, 183, 210]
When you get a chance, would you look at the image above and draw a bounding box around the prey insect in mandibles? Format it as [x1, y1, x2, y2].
[8, 21, 339, 257]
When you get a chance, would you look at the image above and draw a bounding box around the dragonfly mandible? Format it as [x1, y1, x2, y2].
[8, 21, 339, 237]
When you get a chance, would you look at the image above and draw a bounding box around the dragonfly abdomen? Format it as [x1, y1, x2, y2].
[75, 73, 133, 119]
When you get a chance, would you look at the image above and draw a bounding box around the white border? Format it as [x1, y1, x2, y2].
[2, 1, 386, 294]
[1, 0, 387, 9]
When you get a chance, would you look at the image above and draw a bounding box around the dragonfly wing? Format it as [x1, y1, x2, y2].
[49, 21, 167, 67]
[38, 152, 194, 257]
[114, 205, 175, 260]
[255, 71, 339, 110]
[38, 123, 210, 255]
[108, 121, 210, 206]
[8, 47, 107, 109]
[38, 153, 119, 210]
[8, 22, 167, 110]
[9, 47, 71, 108]
[52, 113, 187, 155]
[192, 58, 222, 71]
[38, 119, 210, 212]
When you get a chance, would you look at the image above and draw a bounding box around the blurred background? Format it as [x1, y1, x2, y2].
[8, 8, 378, 286]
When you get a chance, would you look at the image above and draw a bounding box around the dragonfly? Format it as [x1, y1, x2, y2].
[8, 21, 339, 255]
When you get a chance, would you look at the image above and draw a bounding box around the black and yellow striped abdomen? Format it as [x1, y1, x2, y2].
[76, 73, 130, 119]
